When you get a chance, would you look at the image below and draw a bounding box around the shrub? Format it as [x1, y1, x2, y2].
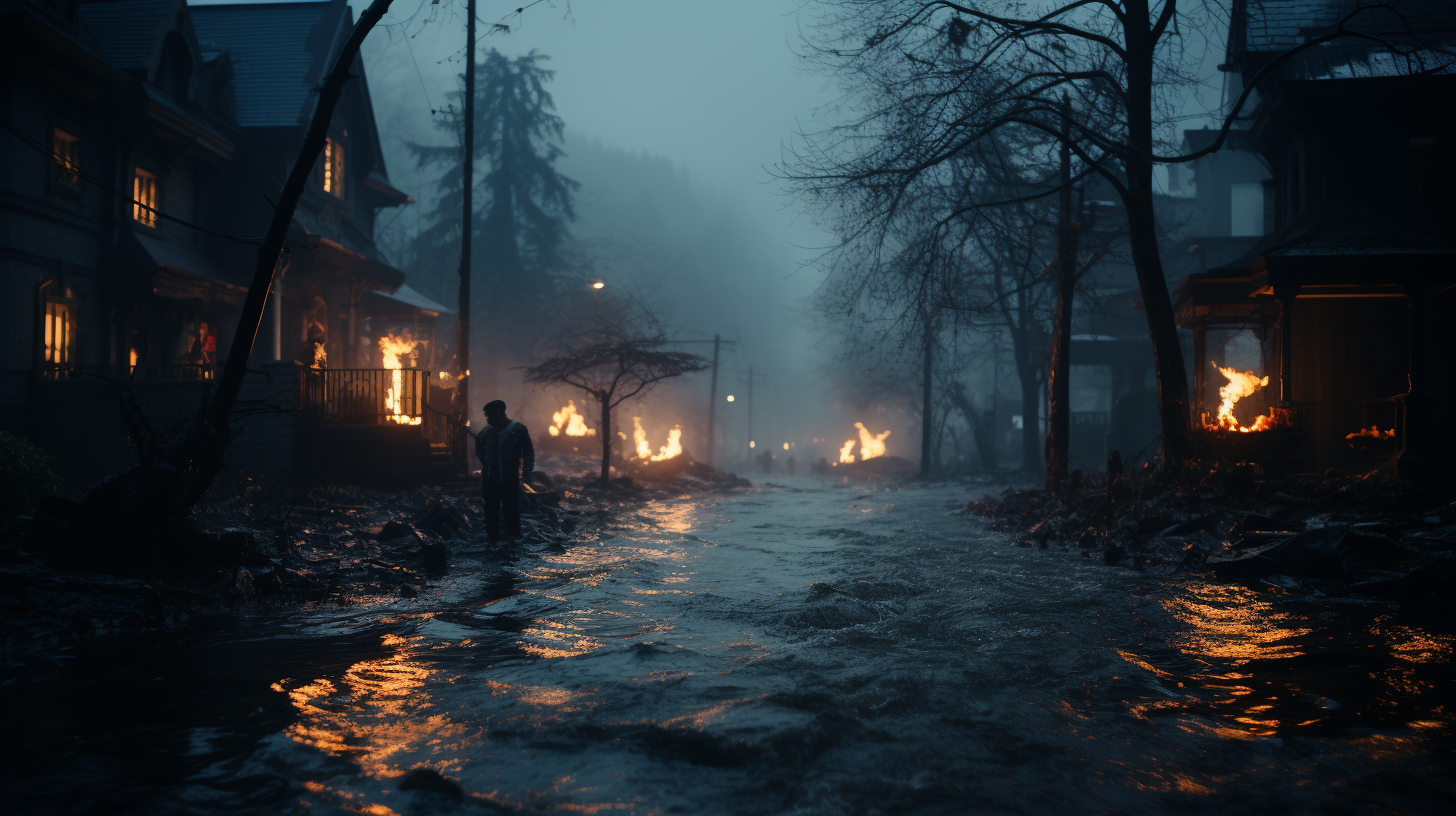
[0, 431, 63, 519]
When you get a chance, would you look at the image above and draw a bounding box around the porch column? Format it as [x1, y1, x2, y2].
[348, 303, 357, 368]
[1397, 289, 1438, 480]
[1192, 323, 1207, 427]
[1275, 285, 1296, 404]
[270, 275, 283, 361]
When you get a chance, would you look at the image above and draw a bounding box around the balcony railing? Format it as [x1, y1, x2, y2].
[300, 368, 429, 423]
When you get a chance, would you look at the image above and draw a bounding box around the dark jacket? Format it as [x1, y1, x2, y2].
[476, 420, 535, 482]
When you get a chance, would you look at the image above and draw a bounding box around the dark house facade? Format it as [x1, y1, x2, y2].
[1, 0, 451, 490]
[1175, 0, 1456, 477]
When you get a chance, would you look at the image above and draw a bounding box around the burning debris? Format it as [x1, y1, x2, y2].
[379, 332, 426, 426]
[1206, 363, 1277, 433]
[632, 417, 682, 462]
[837, 422, 891, 464]
[547, 401, 595, 437]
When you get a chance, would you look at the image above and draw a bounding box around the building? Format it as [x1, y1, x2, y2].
[0, 0, 454, 490]
[1174, 0, 1456, 477]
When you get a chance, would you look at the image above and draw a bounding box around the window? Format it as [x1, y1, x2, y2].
[133, 169, 158, 227]
[41, 283, 78, 376]
[52, 129, 80, 186]
[1230, 183, 1263, 237]
[323, 137, 345, 198]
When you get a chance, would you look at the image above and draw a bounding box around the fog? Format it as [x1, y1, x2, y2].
[357, 0, 860, 468]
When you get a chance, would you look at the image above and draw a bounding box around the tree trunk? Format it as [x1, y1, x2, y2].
[599, 393, 612, 483]
[920, 318, 933, 477]
[1123, 2, 1193, 473]
[1045, 112, 1075, 494]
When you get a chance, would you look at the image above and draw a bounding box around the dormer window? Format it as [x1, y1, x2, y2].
[133, 169, 158, 227]
[52, 129, 80, 186]
[323, 137, 345, 198]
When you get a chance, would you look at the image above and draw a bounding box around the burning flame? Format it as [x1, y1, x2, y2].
[379, 332, 425, 426]
[1346, 426, 1395, 441]
[632, 417, 683, 461]
[1207, 364, 1274, 433]
[311, 342, 327, 369]
[549, 401, 596, 437]
[839, 423, 890, 463]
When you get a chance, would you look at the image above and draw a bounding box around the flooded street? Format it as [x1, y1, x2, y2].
[4, 479, 1454, 815]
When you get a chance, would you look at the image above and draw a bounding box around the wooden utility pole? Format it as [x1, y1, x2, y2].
[456, 0, 476, 464]
[921, 316, 933, 477]
[707, 335, 720, 463]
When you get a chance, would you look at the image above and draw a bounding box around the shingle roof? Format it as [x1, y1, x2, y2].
[77, 0, 174, 71]
[190, 0, 346, 128]
[1244, 0, 1456, 53]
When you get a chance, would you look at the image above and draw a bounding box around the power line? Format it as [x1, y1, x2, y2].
[0, 117, 263, 246]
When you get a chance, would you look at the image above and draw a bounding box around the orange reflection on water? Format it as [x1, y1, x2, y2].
[1160, 583, 1311, 663]
[278, 634, 479, 780]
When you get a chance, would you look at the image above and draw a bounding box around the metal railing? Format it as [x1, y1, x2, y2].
[37, 364, 220, 381]
[300, 368, 429, 423]
[1071, 411, 1111, 426]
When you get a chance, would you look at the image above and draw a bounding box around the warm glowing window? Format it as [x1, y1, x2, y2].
[133, 169, 158, 227]
[323, 137, 345, 197]
[53, 130, 80, 185]
[42, 288, 77, 373]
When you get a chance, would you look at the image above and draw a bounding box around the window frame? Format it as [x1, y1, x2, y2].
[323, 136, 346, 199]
[38, 280, 80, 378]
[52, 128, 81, 188]
[133, 167, 159, 228]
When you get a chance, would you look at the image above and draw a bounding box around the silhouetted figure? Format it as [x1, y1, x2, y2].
[786, 455, 797, 475]
[476, 399, 536, 542]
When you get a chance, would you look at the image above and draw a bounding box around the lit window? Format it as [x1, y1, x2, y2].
[53, 130, 80, 185]
[133, 169, 158, 227]
[323, 137, 345, 197]
[42, 285, 78, 376]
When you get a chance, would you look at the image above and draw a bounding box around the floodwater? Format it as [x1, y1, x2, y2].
[3, 479, 1454, 815]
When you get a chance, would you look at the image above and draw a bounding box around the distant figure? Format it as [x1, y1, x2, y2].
[476, 399, 536, 542]
[199, 321, 217, 365]
[811, 457, 830, 476]
[786, 455, 797, 475]
[758, 449, 774, 474]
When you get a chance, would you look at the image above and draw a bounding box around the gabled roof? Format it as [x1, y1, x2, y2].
[190, 0, 346, 128]
[77, 0, 175, 71]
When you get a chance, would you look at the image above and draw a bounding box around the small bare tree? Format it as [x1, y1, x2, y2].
[523, 291, 706, 482]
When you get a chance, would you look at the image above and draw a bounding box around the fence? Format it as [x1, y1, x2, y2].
[38, 364, 219, 381]
[300, 368, 429, 423]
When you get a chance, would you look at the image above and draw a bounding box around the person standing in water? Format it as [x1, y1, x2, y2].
[476, 400, 536, 542]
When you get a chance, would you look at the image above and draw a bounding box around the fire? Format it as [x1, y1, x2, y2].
[839, 423, 891, 463]
[548, 401, 596, 437]
[379, 332, 425, 425]
[1207, 363, 1274, 433]
[632, 417, 683, 461]
[1346, 426, 1395, 441]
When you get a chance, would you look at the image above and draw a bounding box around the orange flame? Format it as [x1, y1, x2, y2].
[632, 417, 682, 461]
[839, 423, 890, 463]
[549, 400, 595, 437]
[379, 332, 424, 425]
[1345, 426, 1394, 441]
[1207, 363, 1273, 433]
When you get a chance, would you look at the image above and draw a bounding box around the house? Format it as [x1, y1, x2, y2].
[1173, 0, 1456, 478]
[0, 0, 452, 490]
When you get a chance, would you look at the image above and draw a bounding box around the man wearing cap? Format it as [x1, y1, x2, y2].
[476, 400, 536, 541]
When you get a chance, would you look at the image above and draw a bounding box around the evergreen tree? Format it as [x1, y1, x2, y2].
[409, 49, 577, 375]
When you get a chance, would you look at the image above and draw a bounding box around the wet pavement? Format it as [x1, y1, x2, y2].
[3, 478, 1454, 815]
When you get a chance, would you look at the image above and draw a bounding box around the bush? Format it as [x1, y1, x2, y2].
[0, 431, 63, 519]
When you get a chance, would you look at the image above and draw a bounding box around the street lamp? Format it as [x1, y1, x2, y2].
[591, 280, 605, 290]
[726, 394, 734, 402]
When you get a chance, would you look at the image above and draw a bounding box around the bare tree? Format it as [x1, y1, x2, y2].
[523, 291, 706, 482]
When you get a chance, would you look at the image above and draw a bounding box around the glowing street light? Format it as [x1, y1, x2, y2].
[726, 394, 735, 402]
[591, 280, 605, 289]
[749, 440, 755, 448]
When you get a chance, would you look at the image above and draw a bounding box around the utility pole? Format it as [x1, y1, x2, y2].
[707, 335, 720, 464]
[665, 335, 736, 464]
[921, 316, 933, 476]
[456, 0, 476, 467]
